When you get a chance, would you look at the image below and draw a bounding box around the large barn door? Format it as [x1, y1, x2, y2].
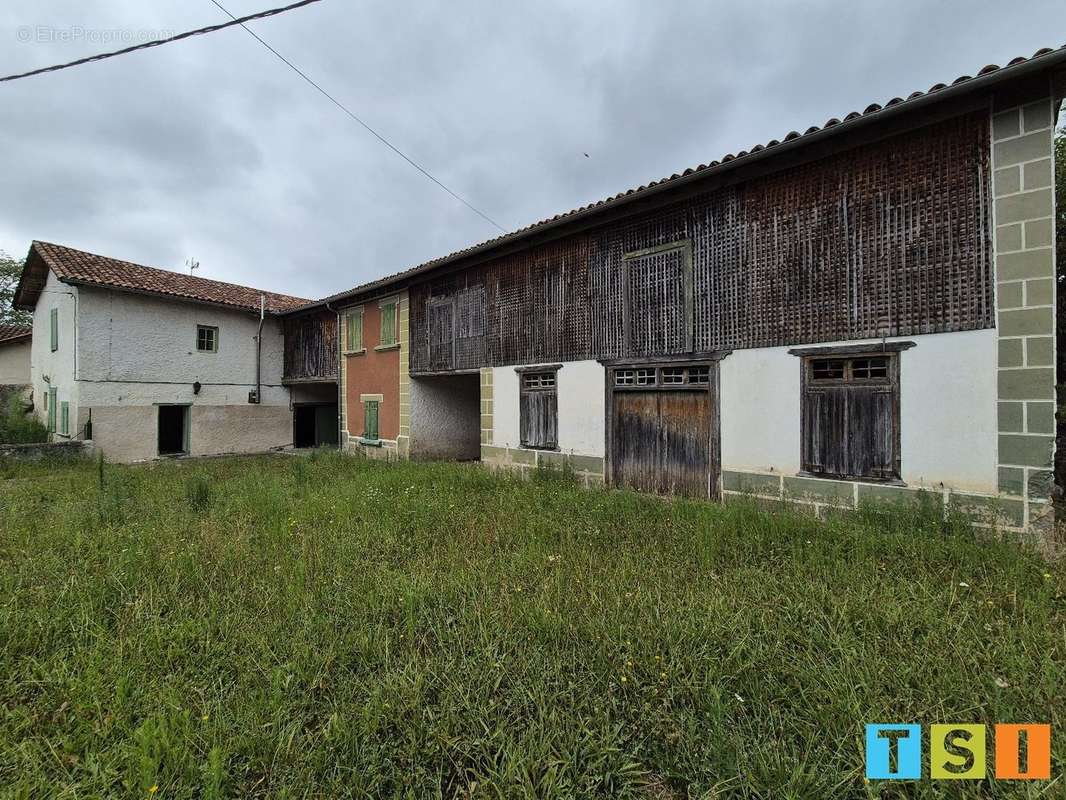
[607, 362, 719, 500]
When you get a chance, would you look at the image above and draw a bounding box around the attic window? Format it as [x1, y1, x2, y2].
[196, 325, 218, 353]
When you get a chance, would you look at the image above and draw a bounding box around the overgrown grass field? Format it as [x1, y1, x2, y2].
[0, 453, 1062, 798]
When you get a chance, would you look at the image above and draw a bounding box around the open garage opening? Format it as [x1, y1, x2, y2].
[409, 373, 481, 461]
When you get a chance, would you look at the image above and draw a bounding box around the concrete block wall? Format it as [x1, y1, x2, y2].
[721, 469, 1025, 528]
[991, 97, 1057, 531]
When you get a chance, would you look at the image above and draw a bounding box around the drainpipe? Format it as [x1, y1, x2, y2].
[253, 294, 264, 404]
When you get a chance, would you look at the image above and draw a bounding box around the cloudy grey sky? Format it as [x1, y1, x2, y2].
[1, 1, 1061, 300]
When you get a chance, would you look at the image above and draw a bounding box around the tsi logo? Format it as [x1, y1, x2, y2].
[865, 723, 1051, 781]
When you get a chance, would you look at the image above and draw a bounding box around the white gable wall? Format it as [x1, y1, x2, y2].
[29, 270, 79, 435]
[70, 285, 293, 461]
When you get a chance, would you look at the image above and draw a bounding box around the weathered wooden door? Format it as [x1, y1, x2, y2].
[608, 363, 719, 499]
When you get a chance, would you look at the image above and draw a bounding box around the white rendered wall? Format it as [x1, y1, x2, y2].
[77, 286, 285, 393]
[719, 329, 998, 494]
[491, 360, 605, 456]
[409, 374, 480, 459]
[29, 270, 79, 433]
[68, 285, 292, 461]
[0, 339, 30, 384]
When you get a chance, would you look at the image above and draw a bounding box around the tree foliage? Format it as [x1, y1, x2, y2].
[0, 251, 31, 327]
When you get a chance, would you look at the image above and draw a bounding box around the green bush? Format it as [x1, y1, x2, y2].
[0, 391, 48, 444]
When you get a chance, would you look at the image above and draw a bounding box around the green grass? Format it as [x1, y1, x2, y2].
[0, 453, 1062, 798]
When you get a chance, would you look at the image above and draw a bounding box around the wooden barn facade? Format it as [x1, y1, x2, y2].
[286, 47, 1065, 531]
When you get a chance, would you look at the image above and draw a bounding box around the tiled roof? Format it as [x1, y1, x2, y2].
[24, 241, 309, 313]
[0, 324, 31, 344]
[298, 43, 1066, 312]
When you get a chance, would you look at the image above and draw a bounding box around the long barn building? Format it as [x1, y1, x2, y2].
[286, 47, 1066, 531]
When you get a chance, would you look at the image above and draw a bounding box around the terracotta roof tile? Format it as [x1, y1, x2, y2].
[0, 324, 32, 344]
[302, 42, 1066, 311]
[31, 241, 309, 313]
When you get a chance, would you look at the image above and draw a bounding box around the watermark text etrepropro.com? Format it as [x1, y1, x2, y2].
[16, 26, 175, 45]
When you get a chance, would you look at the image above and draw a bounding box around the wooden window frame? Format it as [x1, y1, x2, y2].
[378, 298, 399, 349]
[790, 343, 914, 484]
[516, 364, 560, 450]
[621, 240, 694, 357]
[196, 325, 219, 353]
[344, 307, 364, 354]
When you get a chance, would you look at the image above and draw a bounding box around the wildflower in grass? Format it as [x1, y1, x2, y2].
[148, 786, 158, 795]
[734, 693, 744, 703]
[620, 675, 627, 684]
[995, 676, 1010, 688]
[959, 582, 969, 588]
[1044, 572, 1053, 580]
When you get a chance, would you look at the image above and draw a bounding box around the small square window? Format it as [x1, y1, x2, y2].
[852, 357, 889, 379]
[615, 369, 635, 386]
[635, 368, 656, 385]
[811, 358, 846, 380]
[196, 325, 218, 353]
[687, 366, 710, 385]
[661, 367, 685, 385]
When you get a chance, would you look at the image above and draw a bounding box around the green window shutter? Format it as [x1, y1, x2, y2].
[50, 308, 58, 351]
[380, 303, 396, 346]
[60, 402, 69, 436]
[364, 400, 379, 440]
[47, 387, 57, 432]
[346, 310, 362, 351]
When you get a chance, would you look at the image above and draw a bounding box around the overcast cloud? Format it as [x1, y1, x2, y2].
[1, 1, 1061, 300]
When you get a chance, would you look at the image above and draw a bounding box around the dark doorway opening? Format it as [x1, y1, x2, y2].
[158, 404, 189, 456]
[293, 403, 338, 448]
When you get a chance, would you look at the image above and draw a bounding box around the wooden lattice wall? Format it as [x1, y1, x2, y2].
[410, 110, 993, 373]
[283, 310, 338, 381]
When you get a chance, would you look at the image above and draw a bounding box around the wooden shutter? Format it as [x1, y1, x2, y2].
[846, 387, 896, 479]
[802, 388, 847, 476]
[801, 355, 899, 481]
[520, 391, 557, 449]
[625, 244, 691, 356]
[47, 387, 57, 432]
[364, 400, 379, 440]
[60, 402, 69, 436]
[380, 303, 396, 346]
[346, 310, 362, 351]
[519, 372, 558, 449]
[427, 299, 455, 370]
[50, 308, 58, 352]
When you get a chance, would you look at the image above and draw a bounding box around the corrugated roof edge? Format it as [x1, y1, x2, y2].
[287, 43, 1066, 314]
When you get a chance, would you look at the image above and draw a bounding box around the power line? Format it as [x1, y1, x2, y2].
[0, 0, 324, 83]
[208, 0, 507, 233]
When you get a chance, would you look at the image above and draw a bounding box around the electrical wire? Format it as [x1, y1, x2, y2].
[0, 0, 324, 83]
[208, 0, 506, 232]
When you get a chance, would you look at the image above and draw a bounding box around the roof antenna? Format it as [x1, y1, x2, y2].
[186, 258, 200, 276]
